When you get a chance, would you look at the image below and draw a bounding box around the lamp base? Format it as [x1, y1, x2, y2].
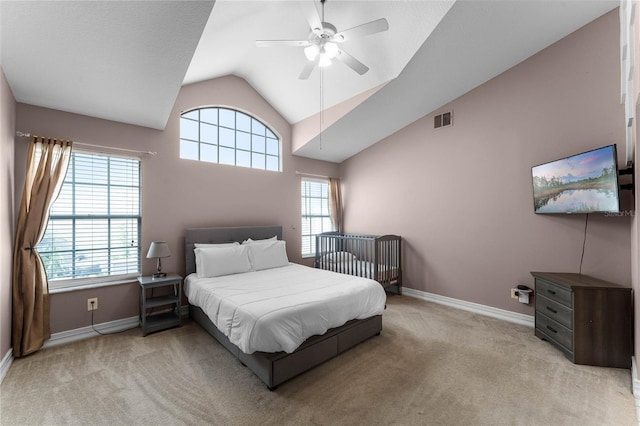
[153, 257, 166, 279]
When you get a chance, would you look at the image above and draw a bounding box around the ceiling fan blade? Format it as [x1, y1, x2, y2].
[333, 18, 389, 42]
[299, 1, 323, 32]
[299, 57, 319, 80]
[256, 40, 310, 48]
[335, 49, 369, 75]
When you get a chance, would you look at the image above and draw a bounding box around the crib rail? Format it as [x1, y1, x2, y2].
[315, 232, 402, 293]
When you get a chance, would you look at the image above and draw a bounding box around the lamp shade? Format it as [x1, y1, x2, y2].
[147, 241, 170, 259]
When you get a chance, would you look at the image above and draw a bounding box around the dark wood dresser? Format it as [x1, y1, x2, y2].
[531, 272, 632, 369]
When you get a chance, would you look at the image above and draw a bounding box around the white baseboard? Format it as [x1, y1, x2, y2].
[43, 306, 190, 350]
[0, 348, 13, 384]
[632, 357, 640, 424]
[402, 287, 535, 328]
[43, 316, 139, 349]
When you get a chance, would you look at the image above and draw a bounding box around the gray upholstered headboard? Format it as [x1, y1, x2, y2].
[184, 226, 283, 276]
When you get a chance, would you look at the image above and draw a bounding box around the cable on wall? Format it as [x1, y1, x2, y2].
[579, 214, 589, 275]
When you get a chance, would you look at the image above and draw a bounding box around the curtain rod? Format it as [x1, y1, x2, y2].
[295, 171, 339, 180]
[16, 131, 157, 157]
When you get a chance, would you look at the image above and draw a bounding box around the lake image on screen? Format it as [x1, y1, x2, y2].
[532, 146, 619, 214]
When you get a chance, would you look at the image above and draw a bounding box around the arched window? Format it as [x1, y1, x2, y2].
[180, 107, 281, 172]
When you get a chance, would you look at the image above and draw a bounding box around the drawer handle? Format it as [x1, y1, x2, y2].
[547, 289, 556, 295]
[546, 325, 558, 334]
[546, 306, 558, 314]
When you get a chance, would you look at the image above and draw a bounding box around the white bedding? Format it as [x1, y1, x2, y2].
[184, 263, 386, 354]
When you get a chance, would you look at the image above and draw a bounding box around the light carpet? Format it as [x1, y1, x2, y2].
[1, 295, 636, 425]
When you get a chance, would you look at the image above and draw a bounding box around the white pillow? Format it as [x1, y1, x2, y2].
[247, 240, 289, 271]
[321, 251, 357, 263]
[242, 235, 278, 245]
[194, 242, 239, 248]
[194, 245, 251, 278]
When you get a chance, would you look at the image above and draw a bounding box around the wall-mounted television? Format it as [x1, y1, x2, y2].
[531, 145, 621, 214]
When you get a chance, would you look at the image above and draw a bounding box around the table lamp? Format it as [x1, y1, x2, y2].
[147, 241, 170, 278]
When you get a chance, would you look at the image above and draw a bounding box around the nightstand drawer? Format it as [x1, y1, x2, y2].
[536, 294, 572, 329]
[536, 278, 572, 308]
[536, 312, 572, 351]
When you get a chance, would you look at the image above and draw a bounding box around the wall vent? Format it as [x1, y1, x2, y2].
[434, 111, 452, 129]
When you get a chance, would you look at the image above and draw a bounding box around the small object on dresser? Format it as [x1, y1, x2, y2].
[138, 274, 182, 336]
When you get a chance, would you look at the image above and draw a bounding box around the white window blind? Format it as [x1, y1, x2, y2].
[301, 178, 333, 257]
[37, 151, 141, 289]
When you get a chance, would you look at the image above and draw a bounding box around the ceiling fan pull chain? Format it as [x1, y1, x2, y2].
[319, 66, 324, 150]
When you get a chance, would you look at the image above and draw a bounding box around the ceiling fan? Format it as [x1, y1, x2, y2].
[256, 0, 389, 80]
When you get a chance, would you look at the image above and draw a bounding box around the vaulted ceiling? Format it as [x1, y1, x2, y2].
[0, 1, 618, 163]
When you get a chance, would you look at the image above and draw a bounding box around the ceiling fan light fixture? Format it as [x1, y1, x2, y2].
[324, 42, 338, 59]
[318, 54, 332, 67]
[304, 45, 319, 61]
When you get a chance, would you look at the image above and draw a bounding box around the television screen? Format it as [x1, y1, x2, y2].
[531, 145, 621, 214]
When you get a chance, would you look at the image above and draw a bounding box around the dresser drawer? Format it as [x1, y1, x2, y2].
[535, 278, 572, 307]
[536, 312, 573, 351]
[536, 294, 572, 329]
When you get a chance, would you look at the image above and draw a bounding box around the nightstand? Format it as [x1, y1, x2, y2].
[137, 274, 182, 336]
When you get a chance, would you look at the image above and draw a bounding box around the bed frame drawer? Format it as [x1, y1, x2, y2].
[272, 337, 338, 385]
[194, 303, 383, 389]
[338, 316, 382, 353]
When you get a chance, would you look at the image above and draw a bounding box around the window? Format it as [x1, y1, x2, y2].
[37, 151, 141, 289]
[180, 107, 281, 172]
[301, 178, 333, 257]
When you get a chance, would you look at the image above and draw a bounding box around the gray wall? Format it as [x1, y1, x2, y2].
[14, 75, 339, 333]
[340, 10, 631, 315]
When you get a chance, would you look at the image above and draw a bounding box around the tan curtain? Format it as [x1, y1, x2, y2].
[328, 177, 343, 233]
[12, 137, 72, 357]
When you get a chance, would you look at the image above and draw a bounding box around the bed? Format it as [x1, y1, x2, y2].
[184, 226, 386, 390]
[315, 232, 402, 295]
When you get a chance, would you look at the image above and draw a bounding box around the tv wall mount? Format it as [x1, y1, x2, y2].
[619, 166, 634, 194]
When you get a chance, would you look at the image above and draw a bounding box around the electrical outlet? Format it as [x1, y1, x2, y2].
[87, 297, 98, 311]
[510, 288, 518, 300]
